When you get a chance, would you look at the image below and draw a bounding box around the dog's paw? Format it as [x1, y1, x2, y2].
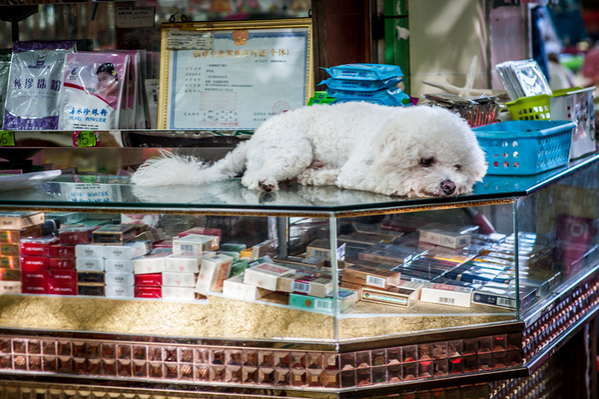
[259, 179, 279, 192]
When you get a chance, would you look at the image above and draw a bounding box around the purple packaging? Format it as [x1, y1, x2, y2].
[4, 48, 74, 130]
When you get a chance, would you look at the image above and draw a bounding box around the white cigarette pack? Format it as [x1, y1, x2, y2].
[0, 281, 21, 294]
[419, 227, 472, 249]
[105, 272, 134, 287]
[104, 241, 150, 260]
[133, 253, 168, 274]
[165, 252, 216, 273]
[420, 282, 473, 308]
[223, 275, 268, 301]
[105, 285, 135, 299]
[104, 259, 134, 273]
[173, 234, 219, 255]
[162, 272, 196, 288]
[243, 262, 294, 291]
[194, 254, 234, 295]
[76, 258, 104, 272]
[162, 286, 196, 301]
[75, 244, 105, 259]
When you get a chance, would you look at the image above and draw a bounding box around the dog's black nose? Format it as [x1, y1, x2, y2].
[441, 179, 456, 195]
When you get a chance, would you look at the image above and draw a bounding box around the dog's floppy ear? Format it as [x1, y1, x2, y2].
[374, 114, 418, 167]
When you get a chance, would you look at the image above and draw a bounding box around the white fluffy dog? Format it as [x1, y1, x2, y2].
[131, 102, 487, 197]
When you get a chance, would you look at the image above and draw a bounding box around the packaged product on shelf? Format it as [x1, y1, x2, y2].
[0, 243, 19, 257]
[0, 268, 21, 281]
[75, 257, 104, 272]
[74, 244, 105, 259]
[358, 243, 418, 265]
[0, 55, 11, 130]
[288, 289, 358, 314]
[306, 238, 345, 260]
[104, 259, 134, 273]
[102, 49, 140, 129]
[361, 281, 423, 308]
[103, 241, 151, 260]
[242, 262, 294, 292]
[178, 227, 222, 240]
[223, 274, 270, 301]
[92, 224, 137, 245]
[48, 269, 77, 295]
[77, 283, 105, 296]
[77, 271, 105, 284]
[173, 234, 220, 254]
[49, 243, 76, 259]
[58, 51, 129, 130]
[19, 236, 60, 257]
[162, 286, 195, 301]
[420, 282, 473, 308]
[162, 271, 196, 288]
[48, 258, 76, 270]
[134, 285, 161, 299]
[418, 225, 475, 249]
[21, 261, 49, 294]
[194, 254, 234, 295]
[165, 252, 215, 273]
[0, 212, 44, 230]
[471, 286, 520, 309]
[133, 253, 168, 274]
[0, 256, 19, 269]
[59, 227, 96, 245]
[248, 239, 277, 260]
[342, 264, 401, 289]
[4, 44, 75, 130]
[0, 281, 21, 294]
[0, 224, 42, 243]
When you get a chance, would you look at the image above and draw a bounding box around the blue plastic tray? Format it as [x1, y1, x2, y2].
[473, 120, 576, 175]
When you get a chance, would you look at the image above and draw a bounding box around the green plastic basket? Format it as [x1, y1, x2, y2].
[506, 94, 551, 121]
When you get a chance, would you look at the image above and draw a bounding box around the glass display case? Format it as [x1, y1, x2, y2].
[0, 154, 597, 398]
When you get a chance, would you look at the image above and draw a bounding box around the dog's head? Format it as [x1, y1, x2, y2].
[374, 105, 487, 197]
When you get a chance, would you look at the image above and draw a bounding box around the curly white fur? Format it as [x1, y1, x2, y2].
[131, 102, 488, 197]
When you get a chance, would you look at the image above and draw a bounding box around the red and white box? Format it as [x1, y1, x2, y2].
[420, 282, 473, 308]
[134, 286, 162, 299]
[134, 273, 162, 286]
[162, 272, 196, 288]
[59, 227, 96, 245]
[49, 258, 76, 270]
[48, 269, 77, 286]
[173, 234, 219, 254]
[104, 241, 151, 260]
[194, 254, 234, 295]
[49, 244, 76, 259]
[48, 285, 77, 296]
[19, 236, 59, 257]
[20, 256, 49, 271]
[243, 262, 294, 291]
[133, 253, 168, 274]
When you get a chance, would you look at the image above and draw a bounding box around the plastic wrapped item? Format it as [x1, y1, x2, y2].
[328, 87, 412, 106]
[323, 63, 403, 81]
[496, 59, 552, 101]
[318, 76, 402, 92]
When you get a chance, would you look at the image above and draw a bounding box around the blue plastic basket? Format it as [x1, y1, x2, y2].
[473, 120, 576, 175]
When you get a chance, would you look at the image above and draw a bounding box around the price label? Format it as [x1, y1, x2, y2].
[0, 131, 15, 146]
[74, 131, 98, 147]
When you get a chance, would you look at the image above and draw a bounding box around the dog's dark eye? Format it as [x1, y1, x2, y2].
[419, 157, 435, 167]
[455, 164, 462, 171]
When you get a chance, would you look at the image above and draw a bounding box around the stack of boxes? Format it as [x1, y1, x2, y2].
[319, 63, 412, 107]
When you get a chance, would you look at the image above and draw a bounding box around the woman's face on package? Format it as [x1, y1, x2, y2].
[96, 71, 119, 97]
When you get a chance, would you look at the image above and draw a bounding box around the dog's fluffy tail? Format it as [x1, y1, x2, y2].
[131, 142, 250, 186]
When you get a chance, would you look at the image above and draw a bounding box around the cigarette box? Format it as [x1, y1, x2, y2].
[133, 253, 168, 274]
[92, 224, 137, 244]
[165, 253, 215, 273]
[173, 234, 219, 255]
[223, 275, 270, 301]
[22, 283, 48, 295]
[162, 286, 196, 301]
[0, 281, 21, 294]
[49, 244, 76, 259]
[358, 243, 416, 265]
[19, 236, 60, 257]
[59, 227, 96, 245]
[419, 227, 472, 249]
[250, 239, 277, 260]
[277, 272, 312, 293]
[78, 284, 105, 297]
[195, 254, 234, 295]
[361, 281, 423, 308]
[291, 276, 333, 298]
[0, 243, 19, 257]
[134, 273, 162, 286]
[75, 244, 106, 259]
[472, 287, 518, 309]
[178, 227, 222, 240]
[21, 256, 48, 271]
[134, 286, 162, 299]
[243, 262, 294, 291]
[0, 224, 42, 243]
[342, 264, 401, 289]
[104, 241, 151, 260]
[0, 268, 21, 281]
[288, 289, 358, 314]
[104, 259, 134, 273]
[105, 285, 135, 299]
[48, 269, 77, 287]
[48, 285, 77, 296]
[135, 228, 165, 243]
[0, 256, 19, 269]
[420, 282, 473, 308]
[162, 272, 196, 288]
[105, 272, 134, 286]
[76, 257, 104, 272]
[77, 272, 105, 284]
[0, 212, 44, 230]
[306, 239, 345, 260]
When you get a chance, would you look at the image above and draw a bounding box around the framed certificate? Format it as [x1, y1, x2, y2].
[158, 18, 313, 130]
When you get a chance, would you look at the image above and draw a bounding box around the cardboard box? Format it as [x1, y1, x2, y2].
[342, 264, 401, 289]
[173, 234, 219, 254]
[0, 224, 42, 243]
[0, 268, 21, 281]
[194, 254, 234, 295]
[419, 228, 472, 249]
[134, 273, 162, 286]
[420, 282, 473, 308]
[77, 272, 105, 284]
[49, 244, 76, 259]
[165, 253, 215, 273]
[162, 272, 196, 288]
[134, 286, 162, 299]
[105, 272, 135, 287]
[105, 284, 135, 299]
[21, 256, 48, 271]
[243, 262, 294, 291]
[306, 239, 345, 260]
[78, 284, 105, 297]
[162, 286, 196, 301]
[288, 289, 358, 314]
[76, 258, 104, 272]
[361, 281, 423, 308]
[59, 227, 96, 245]
[0, 256, 19, 269]
[0, 281, 21, 294]
[75, 244, 106, 259]
[223, 275, 270, 301]
[104, 241, 151, 260]
[19, 236, 60, 257]
[0, 243, 19, 257]
[0, 212, 44, 230]
[92, 224, 137, 244]
[133, 253, 168, 274]
[105, 259, 134, 273]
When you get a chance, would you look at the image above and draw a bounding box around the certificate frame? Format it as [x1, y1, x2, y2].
[158, 18, 313, 131]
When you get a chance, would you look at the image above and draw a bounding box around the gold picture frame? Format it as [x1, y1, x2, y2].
[158, 18, 313, 130]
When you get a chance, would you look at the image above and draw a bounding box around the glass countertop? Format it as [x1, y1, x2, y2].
[0, 153, 597, 214]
